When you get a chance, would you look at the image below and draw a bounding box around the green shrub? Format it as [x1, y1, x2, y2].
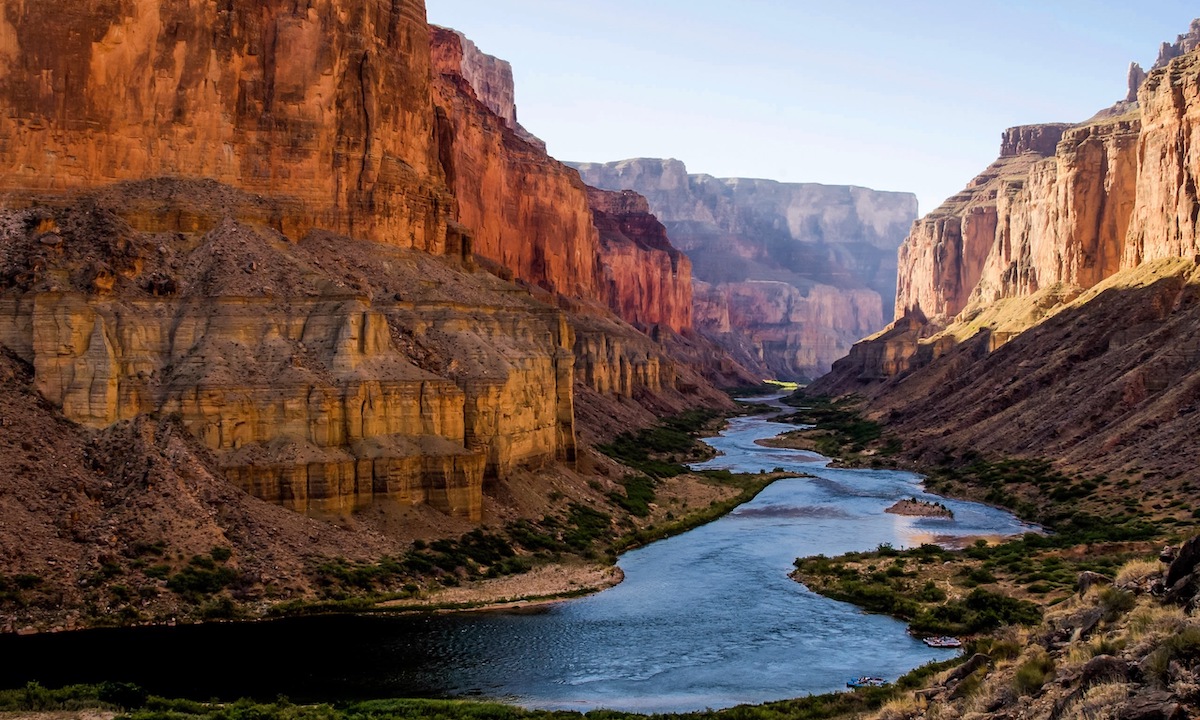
[1099, 587, 1136, 621]
[608, 475, 657, 517]
[1014, 652, 1055, 695]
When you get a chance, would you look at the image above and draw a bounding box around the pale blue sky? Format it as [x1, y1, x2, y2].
[427, 2, 1197, 215]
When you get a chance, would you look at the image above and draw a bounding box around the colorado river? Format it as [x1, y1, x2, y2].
[1, 398, 1035, 712]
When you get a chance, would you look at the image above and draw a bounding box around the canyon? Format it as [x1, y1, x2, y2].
[574, 158, 916, 380]
[813, 32, 1200, 489]
[0, 0, 750, 628]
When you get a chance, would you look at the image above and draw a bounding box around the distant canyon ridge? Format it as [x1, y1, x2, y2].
[574, 159, 917, 380]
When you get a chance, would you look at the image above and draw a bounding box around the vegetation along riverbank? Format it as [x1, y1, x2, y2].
[784, 391, 1200, 718]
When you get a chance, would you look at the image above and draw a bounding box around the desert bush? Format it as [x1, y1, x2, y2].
[1098, 587, 1136, 621]
[1014, 652, 1056, 696]
[1144, 625, 1200, 687]
[1114, 558, 1161, 586]
[1126, 604, 1187, 642]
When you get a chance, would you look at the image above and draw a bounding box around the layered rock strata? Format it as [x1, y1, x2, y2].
[1126, 19, 1200, 100]
[0, 186, 579, 520]
[0, 1, 734, 527]
[428, 26, 545, 151]
[574, 158, 916, 379]
[895, 124, 1071, 323]
[587, 188, 692, 334]
[429, 28, 700, 337]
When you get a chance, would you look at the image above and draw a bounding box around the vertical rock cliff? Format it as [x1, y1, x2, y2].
[429, 26, 601, 300]
[0, 1, 592, 520]
[428, 27, 701, 334]
[0, 186, 581, 520]
[0, 0, 453, 251]
[427, 27, 733, 403]
[587, 188, 693, 334]
[895, 124, 1072, 323]
[574, 158, 917, 379]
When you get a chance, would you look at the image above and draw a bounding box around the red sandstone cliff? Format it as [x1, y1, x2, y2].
[428, 27, 723, 400]
[428, 27, 700, 337]
[0, 1, 749, 632]
[587, 188, 693, 334]
[0, 0, 453, 252]
[895, 124, 1072, 323]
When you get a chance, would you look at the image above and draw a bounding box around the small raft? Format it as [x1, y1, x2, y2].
[922, 636, 963, 648]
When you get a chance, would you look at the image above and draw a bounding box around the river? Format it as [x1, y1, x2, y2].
[0, 398, 1036, 712]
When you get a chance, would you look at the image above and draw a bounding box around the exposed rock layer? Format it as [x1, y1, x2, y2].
[587, 188, 693, 334]
[0, 187, 580, 519]
[0, 0, 452, 252]
[428, 29, 697, 338]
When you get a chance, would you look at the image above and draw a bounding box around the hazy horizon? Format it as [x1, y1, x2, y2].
[427, 1, 1197, 216]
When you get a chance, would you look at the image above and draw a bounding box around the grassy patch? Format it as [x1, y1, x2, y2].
[597, 410, 720, 478]
[611, 470, 782, 553]
[777, 396, 892, 461]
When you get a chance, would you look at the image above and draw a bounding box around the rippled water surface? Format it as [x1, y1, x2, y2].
[2, 398, 1036, 712]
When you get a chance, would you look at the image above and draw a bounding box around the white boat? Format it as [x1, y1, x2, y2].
[922, 636, 963, 648]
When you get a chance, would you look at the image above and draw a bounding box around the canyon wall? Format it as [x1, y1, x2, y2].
[1125, 51, 1200, 266]
[428, 27, 724, 405]
[574, 158, 916, 379]
[428, 26, 545, 150]
[895, 124, 1071, 323]
[587, 188, 693, 334]
[0, 188, 579, 519]
[813, 37, 1200, 486]
[428, 28, 696, 338]
[0, 1, 734, 528]
[836, 111, 1148, 386]
[0, 0, 453, 251]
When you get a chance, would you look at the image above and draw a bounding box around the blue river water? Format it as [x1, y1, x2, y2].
[0, 398, 1035, 712]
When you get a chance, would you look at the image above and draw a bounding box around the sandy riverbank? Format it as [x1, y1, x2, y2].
[378, 562, 624, 613]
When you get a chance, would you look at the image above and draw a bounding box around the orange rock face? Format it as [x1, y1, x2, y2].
[588, 188, 693, 334]
[429, 27, 600, 300]
[575, 158, 916, 379]
[0, 0, 453, 251]
[827, 43, 1200, 394]
[1126, 52, 1200, 266]
[973, 119, 1140, 305]
[429, 28, 696, 337]
[895, 124, 1069, 323]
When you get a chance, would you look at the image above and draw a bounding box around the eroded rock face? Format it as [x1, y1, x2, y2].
[896, 124, 1070, 323]
[429, 30, 696, 339]
[0, 190, 580, 520]
[574, 158, 916, 379]
[973, 119, 1141, 306]
[692, 280, 882, 381]
[813, 38, 1200, 492]
[428, 26, 545, 151]
[1126, 52, 1200, 266]
[0, 0, 453, 251]
[587, 188, 692, 334]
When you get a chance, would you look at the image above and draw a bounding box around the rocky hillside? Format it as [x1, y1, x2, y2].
[574, 158, 917, 380]
[812, 30, 1200, 492]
